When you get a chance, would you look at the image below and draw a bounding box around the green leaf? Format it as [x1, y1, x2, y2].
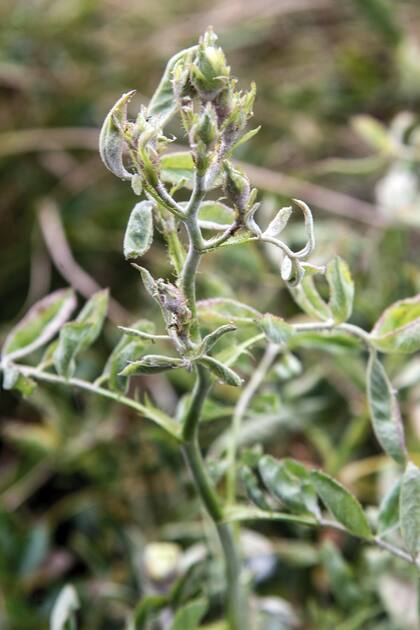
[198, 201, 234, 226]
[133, 595, 168, 630]
[290, 330, 362, 354]
[160, 152, 194, 188]
[263, 206, 292, 238]
[99, 90, 135, 179]
[120, 355, 184, 375]
[259, 314, 294, 346]
[2, 289, 76, 361]
[50, 584, 79, 630]
[366, 353, 407, 465]
[311, 470, 372, 538]
[240, 465, 271, 511]
[2, 364, 36, 397]
[289, 273, 331, 321]
[259, 456, 320, 517]
[169, 598, 207, 630]
[123, 201, 154, 259]
[131, 264, 157, 298]
[197, 298, 260, 326]
[326, 256, 354, 324]
[320, 540, 362, 608]
[400, 462, 420, 558]
[370, 295, 420, 354]
[198, 356, 243, 387]
[201, 324, 236, 353]
[230, 125, 261, 152]
[352, 115, 393, 153]
[104, 320, 155, 392]
[377, 478, 401, 535]
[54, 290, 109, 378]
[148, 46, 197, 121]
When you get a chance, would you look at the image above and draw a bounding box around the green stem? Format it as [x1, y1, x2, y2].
[181, 365, 249, 630]
[180, 243, 201, 342]
[8, 364, 181, 440]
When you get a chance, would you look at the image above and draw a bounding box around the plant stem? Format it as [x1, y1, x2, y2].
[226, 343, 279, 505]
[7, 364, 181, 439]
[182, 365, 249, 630]
[180, 243, 201, 342]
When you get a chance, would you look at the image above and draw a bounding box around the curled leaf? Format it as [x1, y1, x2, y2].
[120, 355, 184, 375]
[263, 206, 292, 239]
[148, 46, 197, 122]
[99, 90, 135, 179]
[124, 200, 154, 259]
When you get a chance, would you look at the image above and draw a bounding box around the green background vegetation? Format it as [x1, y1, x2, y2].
[1, 1, 420, 628]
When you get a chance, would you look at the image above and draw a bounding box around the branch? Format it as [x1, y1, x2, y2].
[5, 364, 181, 441]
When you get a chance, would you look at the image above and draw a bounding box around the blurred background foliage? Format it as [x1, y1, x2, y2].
[1, 0, 420, 628]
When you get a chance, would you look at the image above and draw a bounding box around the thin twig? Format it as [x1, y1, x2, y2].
[226, 343, 280, 505]
[37, 198, 131, 324]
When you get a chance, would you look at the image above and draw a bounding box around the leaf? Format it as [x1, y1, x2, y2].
[263, 206, 292, 238]
[54, 289, 109, 378]
[290, 330, 362, 354]
[123, 201, 154, 259]
[352, 115, 393, 153]
[99, 90, 135, 179]
[103, 319, 155, 392]
[120, 355, 184, 376]
[240, 465, 271, 511]
[259, 314, 294, 346]
[326, 256, 354, 324]
[366, 353, 407, 465]
[50, 584, 79, 630]
[2, 289, 76, 361]
[198, 356, 242, 387]
[148, 46, 197, 121]
[311, 470, 372, 538]
[230, 126, 261, 152]
[2, 421, 57, 454]
[198, 201, 234, 226]
[160, 152, 194, 188]
[197, 298, 260, 326]
[377, 478, 401, 535]
[169, 598, 207, 630]
[400, 462, 420, 558]
[201, 324, 236, 353]
[320, 541, 362, 608]
[289, 274, 331, 321]
[370, 295, 420, 354]
[2, 364, 36, 397]
[259, 456, 320, 517]
[131, 263, 157, 298]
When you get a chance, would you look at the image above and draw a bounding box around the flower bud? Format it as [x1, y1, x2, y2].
[222, 161, 250, 216]
[191, 29, 230, 99]
[194, 103, 218, 148]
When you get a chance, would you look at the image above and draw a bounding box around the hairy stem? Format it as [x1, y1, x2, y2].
[7, 364, 181, 439]
[182, 365, 249, 630]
